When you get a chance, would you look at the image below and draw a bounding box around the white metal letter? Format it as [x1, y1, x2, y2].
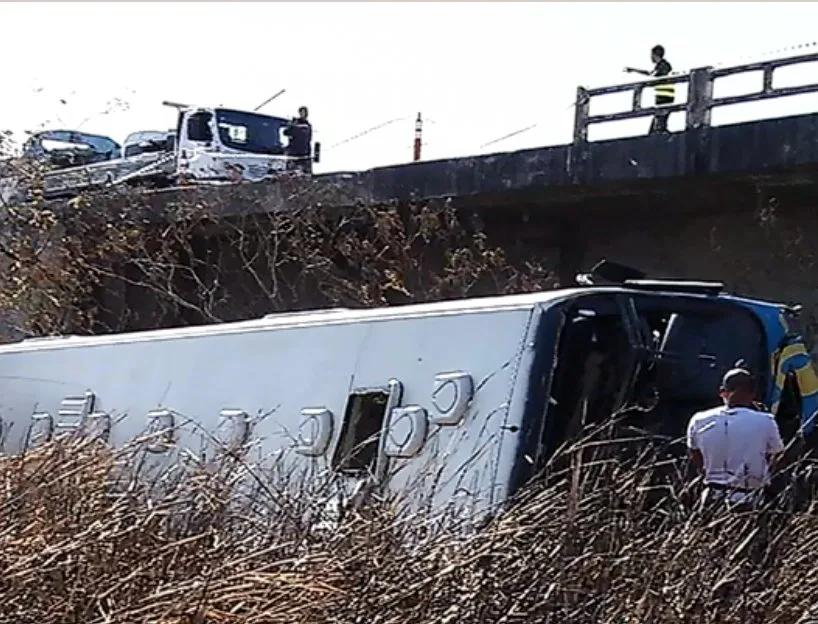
[216, 409, 251, 453]
[82, 412, 112, 443]
[384, 405, 429, 458]
[374, 379, 405, 482]
[295, 408, 334, 457]
[145, 408, 176, 453]
[28, 412, 54, 448]
[57, 391, 97, 437]
[431, 372, 474, 426]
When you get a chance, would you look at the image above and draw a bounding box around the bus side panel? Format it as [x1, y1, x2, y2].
[354, 308, 536, 520]
[486, 306, 543, 509]
[0, 306, 539, 521]
[506, 302, 565, 497]
[0, 322, 368, 475]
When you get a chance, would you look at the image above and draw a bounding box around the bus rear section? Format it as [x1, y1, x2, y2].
[508, 287, 782, 492]
[508, 284, 818, 500]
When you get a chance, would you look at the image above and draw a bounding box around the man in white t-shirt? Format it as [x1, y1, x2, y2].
[686, 367, 785, 509]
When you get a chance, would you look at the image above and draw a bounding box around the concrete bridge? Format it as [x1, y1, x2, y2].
[294, 51, 818, 330]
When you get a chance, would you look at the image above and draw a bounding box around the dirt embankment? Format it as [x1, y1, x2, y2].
[0, 180, 558, 339]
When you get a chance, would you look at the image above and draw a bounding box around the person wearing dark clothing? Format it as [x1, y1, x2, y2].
[625, 45, 675, 135]
[284, 106, 313, 174]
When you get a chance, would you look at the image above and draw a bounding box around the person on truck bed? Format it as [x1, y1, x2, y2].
[284, 106, 312, 174]
[624, 44, 675, 135]
[686, 367, 784, 511]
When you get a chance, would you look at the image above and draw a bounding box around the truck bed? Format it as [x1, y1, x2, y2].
[41, 152, 176, 198]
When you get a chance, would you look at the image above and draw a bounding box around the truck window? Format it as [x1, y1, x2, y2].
[333, 391, 390, 475]
[187, 112, 213, 143]
[214, 109, 287, 155]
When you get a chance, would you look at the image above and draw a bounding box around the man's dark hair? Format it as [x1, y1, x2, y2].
[721, 367, 756, 394]
[652, 45, 665, 58]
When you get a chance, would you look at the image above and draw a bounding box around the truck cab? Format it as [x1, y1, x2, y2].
[174, 107, 320, 182]
[1, 104, 321, 204]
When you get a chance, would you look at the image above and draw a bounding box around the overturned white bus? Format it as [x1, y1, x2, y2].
[0, 263, 815, 518]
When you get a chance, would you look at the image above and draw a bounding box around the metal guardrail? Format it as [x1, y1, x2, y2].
[573, 52, 818, 142]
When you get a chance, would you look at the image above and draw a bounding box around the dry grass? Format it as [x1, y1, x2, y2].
[3, 430, 818, 624]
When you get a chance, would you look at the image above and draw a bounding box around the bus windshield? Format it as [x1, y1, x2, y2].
[215, 109, 288, 155]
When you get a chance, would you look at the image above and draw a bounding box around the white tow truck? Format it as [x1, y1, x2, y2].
[1, 102, 321, 203]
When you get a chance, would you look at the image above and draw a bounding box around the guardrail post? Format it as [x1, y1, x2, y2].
[685, 66, 714, 130]
[570, 87, 591, 183]
[572, 87, 590, 143]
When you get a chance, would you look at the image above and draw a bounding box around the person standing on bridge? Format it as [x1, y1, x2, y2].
[284, 106, 313, 174]
[686, 367, 784, 512]
[624, 45, 675, 135]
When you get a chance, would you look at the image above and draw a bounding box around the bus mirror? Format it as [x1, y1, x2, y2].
[313, 142, 321, 164]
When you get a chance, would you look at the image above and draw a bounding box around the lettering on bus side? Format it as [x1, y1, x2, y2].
[27, 411, 54, 449]
[216, 409, 252, 455]
[431, 372, 474, 426]
[144, 409, 177, 454]
[141, 406, 258, 456]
